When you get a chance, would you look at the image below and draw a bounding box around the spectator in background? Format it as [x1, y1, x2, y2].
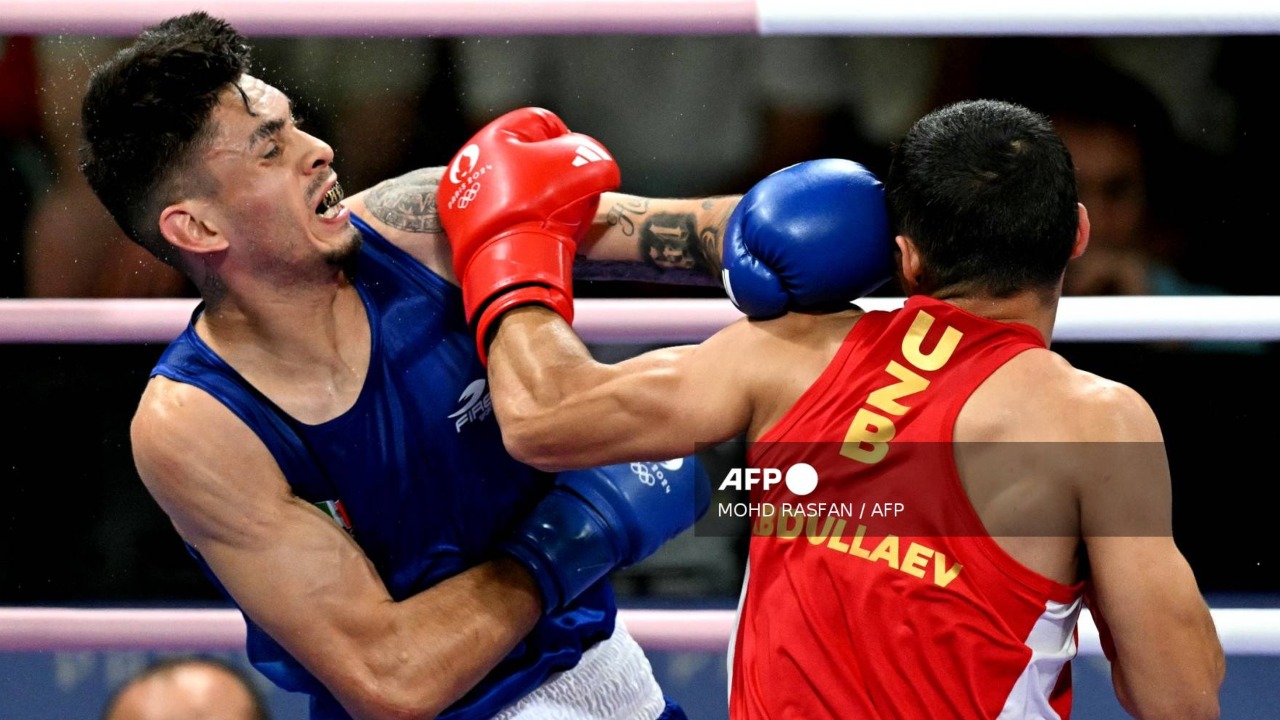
[929, 42, 1224, 298]
[1041, 63, 1225, 297]
[25, 37, 192, 298]
[1, 35, 43, 297]
[453, 36, 858, 199]
[101, 657, 270, 720]
[1027, 57, 1271, 356]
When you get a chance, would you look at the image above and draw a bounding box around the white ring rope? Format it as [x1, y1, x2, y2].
[1, 297, 1279, 345]
[2, 0, 1280, 36]
[0, 607, 1275, 656]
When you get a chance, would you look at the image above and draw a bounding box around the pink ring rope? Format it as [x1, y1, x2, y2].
[0, 608, 1276, 655]
[3, 297, 1280, 344]
[3, 0, 1280, 36]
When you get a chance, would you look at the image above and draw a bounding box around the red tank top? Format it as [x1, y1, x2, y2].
[729, 295, 1085, 720]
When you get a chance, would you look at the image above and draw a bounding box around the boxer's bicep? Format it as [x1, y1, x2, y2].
[574, 193, 738, 284]
[132, 380, 394, 691]
[1077, 388, 1223, 719]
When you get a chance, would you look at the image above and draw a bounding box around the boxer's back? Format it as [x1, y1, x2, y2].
[731, 295, 1088, 719]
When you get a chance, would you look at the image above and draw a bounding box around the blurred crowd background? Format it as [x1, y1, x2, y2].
[2, 33, 1278, 608]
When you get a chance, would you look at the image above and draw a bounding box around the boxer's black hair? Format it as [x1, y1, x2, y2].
[885, 99, 1079, 298]
[80, 12, 251, 269]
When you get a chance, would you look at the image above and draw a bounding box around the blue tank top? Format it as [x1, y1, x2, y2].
[151, 215, 615, 720]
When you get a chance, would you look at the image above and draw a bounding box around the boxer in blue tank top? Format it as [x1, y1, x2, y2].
[79, 13, 736, 720]
[154, 215, 620, 718]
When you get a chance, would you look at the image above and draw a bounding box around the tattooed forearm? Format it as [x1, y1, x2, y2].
[364, 167, 445, 233]
[638, 212, 704, 271]
[605, 197, 650, 237]
[577, 196, 734, 285]
[634, 198, 731, 278]
[697, 197, 732, 278]
[576, 194, 737, 285]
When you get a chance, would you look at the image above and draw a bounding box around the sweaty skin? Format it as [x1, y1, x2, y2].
[483, 215, 1223, 719]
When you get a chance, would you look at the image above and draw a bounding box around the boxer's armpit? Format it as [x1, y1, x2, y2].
[364, 167, 445, 233]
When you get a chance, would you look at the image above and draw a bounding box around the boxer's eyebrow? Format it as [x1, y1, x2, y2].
[248, 98, 295, 149]
[248, 118, 285, 149]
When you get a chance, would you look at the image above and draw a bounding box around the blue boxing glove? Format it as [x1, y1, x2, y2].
[723, 158, 895, 318]
[502, 457, 711, 613]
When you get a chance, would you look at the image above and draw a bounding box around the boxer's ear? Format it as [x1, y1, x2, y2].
[159, 201, 228, 256]
[894, 235, 923, 292]
[1071, 203, 1091, 260]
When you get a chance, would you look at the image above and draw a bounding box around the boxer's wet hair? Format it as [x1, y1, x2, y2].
[80, 12, 251, 269]
[885, 99, 1079, 298]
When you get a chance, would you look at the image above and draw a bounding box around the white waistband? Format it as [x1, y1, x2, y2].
[491, 619, 666, 720]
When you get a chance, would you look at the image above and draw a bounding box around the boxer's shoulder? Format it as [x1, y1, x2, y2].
[730, 309, 862, 440]
[961, 348, 1158, 443]
[132, 376, 283, 531]
[347, 166, 457, 284]
[734, 306, 862, 347]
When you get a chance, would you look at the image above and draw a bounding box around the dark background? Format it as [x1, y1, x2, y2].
[2, 34, 1279, 604]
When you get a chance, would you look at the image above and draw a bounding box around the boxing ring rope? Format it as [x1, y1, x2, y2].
[2, 607, 1277, 656]
[1, 294, 1277, 650]
[2, 296, 1277, 660]
[3, 0, 1280, 36]
[4, 296, 1280, 345]
[0, 297, 1274, 672]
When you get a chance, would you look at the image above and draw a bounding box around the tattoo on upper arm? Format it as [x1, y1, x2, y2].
[364, 167, 445, 233]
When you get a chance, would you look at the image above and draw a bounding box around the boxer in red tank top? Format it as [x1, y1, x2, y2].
[732, 297, 1081, 719]
[483, 100, 1223, 720]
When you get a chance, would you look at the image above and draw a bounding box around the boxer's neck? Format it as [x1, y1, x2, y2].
[935, 288, 1060, 344]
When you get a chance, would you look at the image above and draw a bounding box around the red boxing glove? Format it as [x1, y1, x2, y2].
[437, 107, 620, 363]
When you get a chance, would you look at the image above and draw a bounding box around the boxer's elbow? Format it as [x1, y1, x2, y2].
[496, 393, 573, 470]
[500, 416, 555, 470]
[1114, 666, 1222, 720]
[337, 661, 451, 720]
[323, 626, 459, 720]
[1121, 694, 1220, 720]
[495, 365, 624, 471]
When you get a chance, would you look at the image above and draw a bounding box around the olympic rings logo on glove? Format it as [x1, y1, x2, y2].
[630, 462, 656, 487]
[456, 183, 482, 209]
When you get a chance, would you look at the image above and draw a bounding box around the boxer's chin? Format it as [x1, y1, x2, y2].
[325, 227, 363, 273]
